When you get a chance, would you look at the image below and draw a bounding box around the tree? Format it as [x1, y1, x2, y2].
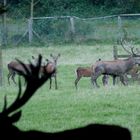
[0, 4, 7, 86]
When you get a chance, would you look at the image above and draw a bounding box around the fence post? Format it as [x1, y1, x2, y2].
[70, 17, 75, 41]
[2, 0, 7, 47]
[28, 18, 33, 43]
[113, 45, 118, 60]
[0, 46, 3, 86]
[118, 16, 122, 27]
[117, 16, 122, 40]
[113, 45, 120, 84]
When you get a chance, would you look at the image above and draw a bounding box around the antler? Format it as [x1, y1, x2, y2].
[1, 54, 54, 116]
[120, 38, 139, 56]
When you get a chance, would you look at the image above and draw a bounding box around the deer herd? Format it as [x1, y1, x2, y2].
[7, 39, 140, 90]
[75, 39, 140, 89]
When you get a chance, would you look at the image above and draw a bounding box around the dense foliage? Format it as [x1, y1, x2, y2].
[6, 0, 140, 18]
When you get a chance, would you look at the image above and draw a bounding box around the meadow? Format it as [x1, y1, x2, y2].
[1, 44, 140, 140]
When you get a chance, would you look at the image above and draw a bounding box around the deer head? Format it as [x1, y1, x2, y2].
[50, 53, 60, 66]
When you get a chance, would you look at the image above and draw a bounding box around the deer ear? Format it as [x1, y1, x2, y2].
[10, 111, 22, 123]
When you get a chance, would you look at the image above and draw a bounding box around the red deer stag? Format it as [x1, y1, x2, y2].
[0, 54, 131, 140]
[91, 39, 140, 88]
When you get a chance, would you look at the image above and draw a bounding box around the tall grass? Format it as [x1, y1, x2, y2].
[1, 44, 140, 140]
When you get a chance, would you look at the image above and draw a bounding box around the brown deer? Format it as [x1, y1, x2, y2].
[75, 66, 109, 89]
[0, 54, 131, 140]
[31, 53, 60, 89]
[75, 59, 109, 89]
[49, 53, 60, 89]
[91, 39, 140, 88]
[7, 55, 56, 85]
[7, 55, 44, 85]
[7, 61, 31, 85]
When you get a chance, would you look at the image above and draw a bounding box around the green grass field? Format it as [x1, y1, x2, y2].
[1, 44, 140, 140]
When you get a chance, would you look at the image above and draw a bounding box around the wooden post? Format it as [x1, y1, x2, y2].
[113, 45, 118, 60]
[113, 45, 120, 84]
[70, 17, 75, 41]
[0, 45, 3, 86]
[2, 0, 7, 47]
[0, 0, 7, 86]
[118, 16, 122, 31]
[28, 18, 33, 43]
[28, 0, 34, 43]
[117, 16, 122, 40]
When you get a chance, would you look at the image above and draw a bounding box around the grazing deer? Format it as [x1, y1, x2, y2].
[75, 67, 109, 89]
[0, 54, 131, 140]
[91, 39, 140, 88]
[7, 55, 43, 85]
[7, 61, 31, 85]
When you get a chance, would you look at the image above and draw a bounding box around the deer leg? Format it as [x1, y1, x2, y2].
[120, 75, 128, 86]
[124, 74, 129, 83]
[7, 73, 11, 85]
[91, 72, 101, 88]
[75, 76, 81, 89]
[112, 75, 117, 85]
[94, 79, 100, 88]
[11, 73, 17, 85]
[49, 77, 52, 89]
[54, 76, 58, 89]
[102, 75, 109, 86]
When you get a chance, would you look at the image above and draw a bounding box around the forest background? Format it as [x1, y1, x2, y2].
[6, 0, 140, 18]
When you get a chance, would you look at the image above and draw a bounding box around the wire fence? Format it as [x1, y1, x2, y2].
[1, 13, 140, 46]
